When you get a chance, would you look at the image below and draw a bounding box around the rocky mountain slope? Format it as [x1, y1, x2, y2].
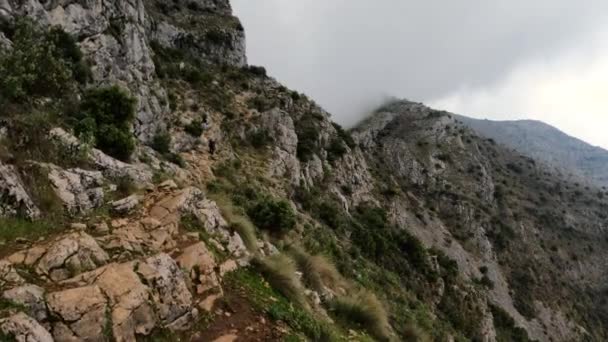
[456, 115, 608, 188]
[0, 1, 606, 341]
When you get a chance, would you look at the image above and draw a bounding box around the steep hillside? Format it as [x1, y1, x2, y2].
[456, 115, 608, 188]
[0, 1, 606, 342]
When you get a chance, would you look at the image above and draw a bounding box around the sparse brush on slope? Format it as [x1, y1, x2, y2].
[252, 253, 309, 310]
[210, 193, 259, 253]
[288, 245, 344, 293]
[330, 290, 392, 342]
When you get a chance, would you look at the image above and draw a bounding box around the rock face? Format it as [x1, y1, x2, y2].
[145, 0, 247, 67]
[3, 0, 167, 141]
[0, 162, 40, 219]
[45, 164, 106, 214]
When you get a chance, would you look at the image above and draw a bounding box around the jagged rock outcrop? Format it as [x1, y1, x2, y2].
[0, 183, 250, 341]
[0, 162, 40, 219]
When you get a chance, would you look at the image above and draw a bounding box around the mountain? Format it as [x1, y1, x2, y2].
[0, 1, 607, 342]
[456, 115, 608, 188]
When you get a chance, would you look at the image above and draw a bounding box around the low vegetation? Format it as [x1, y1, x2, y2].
[252, 253, 308, 309]
[330, 291, 392, 342]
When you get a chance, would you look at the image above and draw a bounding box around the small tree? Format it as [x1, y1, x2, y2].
[248, 197, 296, 234]
[74, 86, 137, 161]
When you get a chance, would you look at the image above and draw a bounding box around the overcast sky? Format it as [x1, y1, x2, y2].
[232, 1, 608, 149]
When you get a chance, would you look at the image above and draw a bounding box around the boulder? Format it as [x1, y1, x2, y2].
[2, 284, 47, 321]
[177, 242, 220, 295]
[36, 232, 109, 281]
[46, 164, 105, 214]
[93, 262, 156, 341]
[0, 312, 53, 342]
[47, 285, 108, 342]
[137, 254, 193, 329]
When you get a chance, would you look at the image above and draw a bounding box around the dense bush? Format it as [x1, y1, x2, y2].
[0, 20, 77, 104]
[245, 65, 267, 77]
[151, 130, 172, 154]
[295, 116, 321, 162]
[73, 86, 136, 161]
[491, 304, 533, 342]
[247, 197, 296, 234]
[184, 119, 204, 137]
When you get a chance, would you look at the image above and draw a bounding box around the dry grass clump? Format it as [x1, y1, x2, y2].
[330, 290, 392, 341]
[253, 253, 309, 309]
[212, 193, 258, 252]
[289, 246, 344, 293]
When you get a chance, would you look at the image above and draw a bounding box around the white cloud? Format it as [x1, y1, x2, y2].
[431, 26, 608, 148]
[232, 0, 608, 147]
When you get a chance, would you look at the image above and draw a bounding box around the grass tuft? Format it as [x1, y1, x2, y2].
[210, 193, 259, 253]
[289, 246, 344, 293]
[253, 253, 308, 310]
[330, 291, 392, 342]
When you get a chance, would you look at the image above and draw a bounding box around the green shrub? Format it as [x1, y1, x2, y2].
[184, 119, 204, 137]
[327, 137, 347, 162]
[248, 129, 273, 148]
[0, 19, 75, 104]
[332, 122, 356, 148]
[151, 130, 172, 154]
[316, 201, 344, 229]
[295, 116, 321, 162]
[46, 26, 91, 84]
[73, 86, 136, 161]
[247, 197, 296, 234]
[205, 29, 231, 46]
[245, 65, 267, 78]
[490, 304, 532, 342]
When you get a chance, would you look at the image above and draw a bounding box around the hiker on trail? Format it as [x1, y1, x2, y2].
[209, 139, 216, 155]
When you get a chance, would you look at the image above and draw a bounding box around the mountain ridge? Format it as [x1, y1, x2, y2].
[0, 1, 606, 341]
[455, 114, 608, 187]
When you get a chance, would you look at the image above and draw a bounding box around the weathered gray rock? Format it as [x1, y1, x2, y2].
[2, 284, 47, 321]
[137, 254, 193, 328]
[0, 31, 11, 50]
[0, 259, 24, 289]
[44, 164, 105, 214]
[49, 128, 154, 185]
[0, 162, 40, 219]
[0, 312, 53, 342]
[111, 194, 143, 215]
[262, 109, 301, 185]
